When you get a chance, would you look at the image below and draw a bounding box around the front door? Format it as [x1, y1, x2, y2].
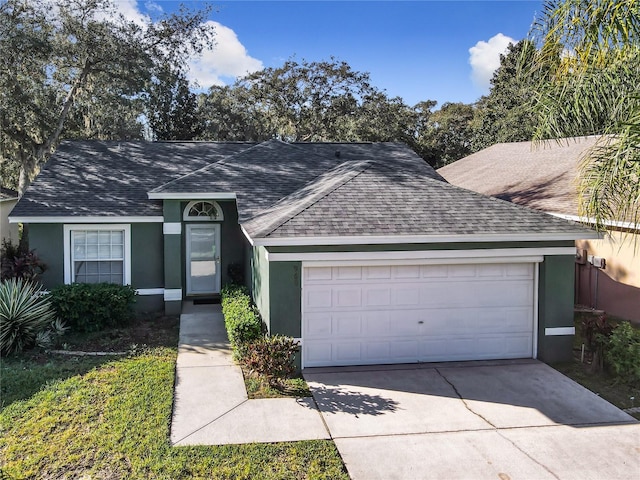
[186, 224, 221, 295]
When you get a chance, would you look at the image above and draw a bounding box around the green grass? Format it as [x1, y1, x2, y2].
[0, 349, 347, 479]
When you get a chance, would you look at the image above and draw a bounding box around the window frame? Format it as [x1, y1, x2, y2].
[63, 224, 132, 285]
[183, 200, 224, 221]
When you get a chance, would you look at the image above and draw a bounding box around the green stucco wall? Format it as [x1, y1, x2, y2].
[537, 255, 576, 363]
[28, 223, 64, 289]
[131, 223, 163, 289]
[218, 201, 246, 286]
[269, 262, 302, 338]
[251, 245, 270, 330]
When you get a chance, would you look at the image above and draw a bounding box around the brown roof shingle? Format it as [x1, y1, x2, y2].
[437, 136, 601, 217]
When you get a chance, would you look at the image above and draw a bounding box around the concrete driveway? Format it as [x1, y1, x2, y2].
[304, 359, 640, 480]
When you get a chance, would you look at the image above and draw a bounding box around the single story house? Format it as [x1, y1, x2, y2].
[0, 187, 19, 243]
[438, 136, 640, 323]
[10, 140, 598, 366]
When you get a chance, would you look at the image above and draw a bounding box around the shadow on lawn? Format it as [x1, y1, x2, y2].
[0, 353, 115, 409]
[1, 315, 180, 410]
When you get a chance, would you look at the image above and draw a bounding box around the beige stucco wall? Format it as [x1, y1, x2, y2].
[0, 199, 18, 244]
[576, 231, 640, 322]
[577, 232, 640, 288]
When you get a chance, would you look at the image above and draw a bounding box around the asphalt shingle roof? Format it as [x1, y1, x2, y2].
[12, 139, 596, 241]
[245, 154, 593, 238]
[11, 141, 255, 217]
[437, 136, 601, 217]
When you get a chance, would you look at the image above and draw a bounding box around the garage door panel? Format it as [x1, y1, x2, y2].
[336, 288, 362, 307]
[335, 342, 362, 362]
[303, 263, 535, 367]
[366, 266, 392, 279]
[306, 288, 333, 308]
[365, 287, 391, 306]
[305, 343, 333, 365]
[336, 266, 362, 280]
[449, 264, 478, 278]
[335, 313, 362, 336]
[305, 312, 332, 336]
[395, 265, 421, 279]
[363, 312, 391, 336]
[420, 265, 449, 278]
[506, 263, 534, 277]
[394, 287, 420, 305]
[306, 267, 332, 281]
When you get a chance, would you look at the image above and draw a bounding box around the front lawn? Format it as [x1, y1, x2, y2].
[0, 320, 347, 479]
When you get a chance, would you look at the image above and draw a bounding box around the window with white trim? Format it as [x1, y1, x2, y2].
[64, 224, 131, 285]
[183, 201, 224, 221]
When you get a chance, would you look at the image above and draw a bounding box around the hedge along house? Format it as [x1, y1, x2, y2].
[10, 140, 598, 367]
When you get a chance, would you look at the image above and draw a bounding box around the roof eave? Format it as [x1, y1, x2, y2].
[244, 232, 601, 247]
[147, 192, 237, 200]
[9, 215, 164, 224]
[547, 212, 639, 233]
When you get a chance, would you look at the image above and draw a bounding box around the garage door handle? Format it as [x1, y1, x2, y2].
[418, 321, 424, 324]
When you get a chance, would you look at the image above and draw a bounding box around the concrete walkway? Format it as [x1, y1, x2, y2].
[170, 302, 329, 446]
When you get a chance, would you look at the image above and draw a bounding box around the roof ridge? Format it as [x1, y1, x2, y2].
[246, 160, 375, 237]
[148, 140, 274, 193]
[150, 139, 340, 194]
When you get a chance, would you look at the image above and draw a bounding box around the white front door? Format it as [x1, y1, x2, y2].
[186, 224, 221, 295]
[302, 263, 536, 367]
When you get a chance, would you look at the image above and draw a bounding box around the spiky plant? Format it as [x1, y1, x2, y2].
[0, 278, 57, 355]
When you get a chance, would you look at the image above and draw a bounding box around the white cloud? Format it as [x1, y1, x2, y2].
[187, 21, 263, 88]
[100, 0, 150, 27]
[144, 1, 163, 15]
[94, 2, 263, 88]
[468, 33, 515, 91]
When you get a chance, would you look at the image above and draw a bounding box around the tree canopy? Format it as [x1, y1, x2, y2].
[197, 58, 419, 145]
[0, 0, 214, 193]
[471, 40, 540, 151]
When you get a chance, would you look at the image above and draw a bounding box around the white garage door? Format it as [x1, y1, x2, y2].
[302, 263, 535, 367]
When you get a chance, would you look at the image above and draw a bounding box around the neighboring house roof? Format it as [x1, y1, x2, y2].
[11, 139, 596, 242]
[437, 136, 601, 218]
[0, 187, 18, 202]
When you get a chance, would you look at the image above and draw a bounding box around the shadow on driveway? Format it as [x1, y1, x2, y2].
[303, 360, 637, 431]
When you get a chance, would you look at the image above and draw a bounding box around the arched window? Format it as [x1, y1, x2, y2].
[183, 201, 224, 221]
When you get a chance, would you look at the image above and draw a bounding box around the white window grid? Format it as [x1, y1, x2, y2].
[63, 224, 131, 285]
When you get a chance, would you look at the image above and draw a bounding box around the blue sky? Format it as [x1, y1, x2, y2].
[131, 1, 543, 107]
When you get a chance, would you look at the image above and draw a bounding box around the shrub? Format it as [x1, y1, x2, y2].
[0, 239, 47, 281]
[581, 311, 614, 371]
[605, 322, 640, 384]
[243, 335, 300, 386]
[48, 283, 137, 333]
[220, 284, 263, 348]
[0, 279, 57, 355]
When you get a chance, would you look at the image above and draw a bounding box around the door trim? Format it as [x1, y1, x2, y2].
[185, 223, 221, 295]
